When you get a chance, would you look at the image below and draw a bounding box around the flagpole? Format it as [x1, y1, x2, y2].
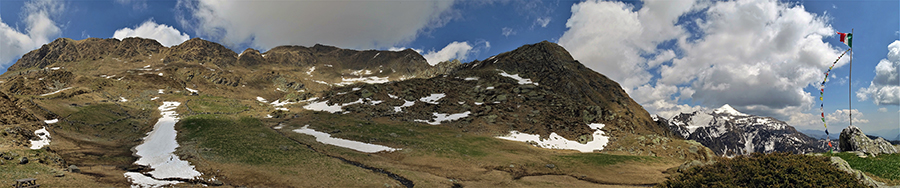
[849, 28, 853, 128]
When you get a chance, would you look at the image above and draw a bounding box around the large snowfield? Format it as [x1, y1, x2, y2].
[125, 102, 202, 187]
[497, 123, 609, 152]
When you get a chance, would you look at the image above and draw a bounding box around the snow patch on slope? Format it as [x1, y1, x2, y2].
[126, 102, 202, 186]
[414, 111, 471, 125]
[498, 71, 539, 85]
[497, 123, 608, 152]
[293, 125, 398, 153]
[419, 93, 445, 104]
[30, 127, 51, 149]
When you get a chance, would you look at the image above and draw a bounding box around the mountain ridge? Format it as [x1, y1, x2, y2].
[658, 104, 831, 156]
[0, 37, 718, 187]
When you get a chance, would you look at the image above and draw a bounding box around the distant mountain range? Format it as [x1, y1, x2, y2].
[655, 104, 832, 156]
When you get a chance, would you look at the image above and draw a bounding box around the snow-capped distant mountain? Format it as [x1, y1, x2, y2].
[656, 104, 832, 156]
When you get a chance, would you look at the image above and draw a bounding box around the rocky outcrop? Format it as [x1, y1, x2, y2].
[830, 156, 889, 187]
[840, 126, 898, 155]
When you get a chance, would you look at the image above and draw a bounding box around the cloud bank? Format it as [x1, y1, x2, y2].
[176, 0, 457, 50]
[113, 20, 190, 47]
[559, 0, 844, 128]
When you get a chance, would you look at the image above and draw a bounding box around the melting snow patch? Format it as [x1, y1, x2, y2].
[498, 71, 538, 85]
[30, 127, 51, 149]
[394, 100, 415, 112]
[119, 97, 129, 102]
[40, 87, 73, 96]
[388, 94, 399, 99]
[338, 76, 390, 86]
[497, 123, 609, 152]
[158, 73, 164, 76]
[306, 66, 316, 76]
[303, 99, 363, 113]
[293, 125, 398, 153]
[129, 102, 202, 184]
[185, 88, 198, 93]
[350, 69, 374, 76]
[474, 102, 484, 105]
[44, 119, 58, 124]
[49, 67, 62, 70]
[150, 97, 159, 101]
[464, 77, 479, 81]
[313, 80, 330, 85]
[419, 93, 445, 104]
[158, 89, 164, 94]
[124, 172, 182, 188]
[414, 111, 471, 125]
[273, 124, 285, 130]
[486, 86, 495, 90]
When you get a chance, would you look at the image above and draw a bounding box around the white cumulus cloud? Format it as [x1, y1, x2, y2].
[0, 0, 63, 67]
[113, 20, 190, 47]
[560, 0, 844, 121]
[857, 40, 900, 105]
[176, 0, 456, 50]
[825, 109, 869, 124]
[422, 41, 473, 66]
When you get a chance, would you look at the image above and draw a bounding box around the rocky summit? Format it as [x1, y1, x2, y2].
[656, 104, 831, 156]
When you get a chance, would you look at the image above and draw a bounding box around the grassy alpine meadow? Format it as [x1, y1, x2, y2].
[831, 152, 900, 184]
[275, 112, 678, 187]
[175, 114, 401, 187]
[184, 96, 249, 114]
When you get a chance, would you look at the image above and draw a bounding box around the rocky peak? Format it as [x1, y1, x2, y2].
[237, 48, 264, 66]
[713, 104, 747, 116]
[113, 37, 164, 58]
[7, 38, 79, 71]
[839, 125, 898, 155]
[166, 38, 238, 67]
[456, 41, 668, 138]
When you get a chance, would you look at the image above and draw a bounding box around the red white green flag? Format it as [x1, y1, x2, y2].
[837, 32, 852, 48]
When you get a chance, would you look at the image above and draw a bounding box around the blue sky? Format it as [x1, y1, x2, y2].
[1, 0, 898, 137]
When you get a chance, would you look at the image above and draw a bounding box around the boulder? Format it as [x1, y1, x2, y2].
[68, 164, 80, 173]
[839, 126, 898, 155]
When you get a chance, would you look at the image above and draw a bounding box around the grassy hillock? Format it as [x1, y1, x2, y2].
[659, 152, 866, 188]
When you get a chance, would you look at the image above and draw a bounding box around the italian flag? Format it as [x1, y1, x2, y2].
[837, 32, 852, 48]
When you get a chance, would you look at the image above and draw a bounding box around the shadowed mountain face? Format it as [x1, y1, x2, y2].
[0, 37, 718, 187]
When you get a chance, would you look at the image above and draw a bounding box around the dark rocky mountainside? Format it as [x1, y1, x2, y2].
[657, 104, 831, 156]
